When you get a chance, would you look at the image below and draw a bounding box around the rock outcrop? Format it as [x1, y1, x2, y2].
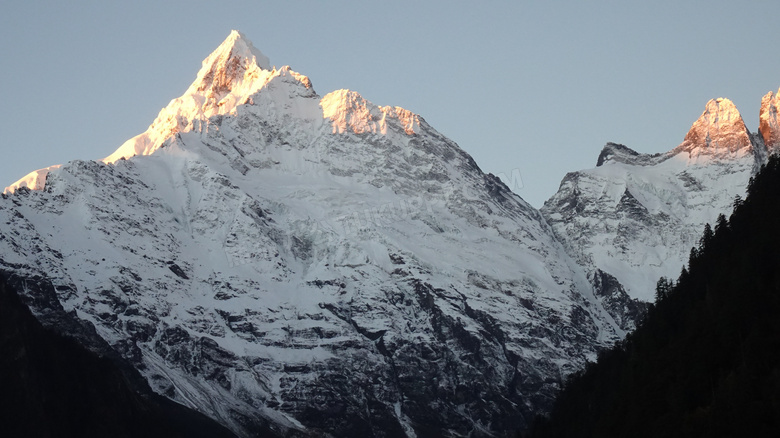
[677, 98, 753, 158]
[760, 88, 780, 154]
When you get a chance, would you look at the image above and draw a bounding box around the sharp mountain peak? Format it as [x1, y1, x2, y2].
[4, 31, 425, 194]
[677, 97, 754, 157]
[102, 30, 309, 164]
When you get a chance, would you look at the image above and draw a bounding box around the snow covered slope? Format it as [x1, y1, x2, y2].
[542, 97, 768, 302]
[0, 31, 625, 437]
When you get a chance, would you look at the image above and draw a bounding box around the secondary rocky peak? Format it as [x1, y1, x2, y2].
[320, 89, 421, 135]
[759, 88, 780, 154]
[677, 98, 753, 157]
[596, 143, 666, 167]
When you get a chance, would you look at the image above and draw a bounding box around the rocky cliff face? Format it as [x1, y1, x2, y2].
[760, 88, 780, 154]
[677, 98, 754, 157]
[0, 31, 625, 437]
[542, 97, 768, 303]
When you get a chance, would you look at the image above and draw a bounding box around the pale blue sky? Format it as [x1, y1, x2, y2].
[2, 1, 779, 207]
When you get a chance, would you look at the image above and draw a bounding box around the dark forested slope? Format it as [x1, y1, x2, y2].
[0, 275, 239, 438]
[531, 156, 780, 437]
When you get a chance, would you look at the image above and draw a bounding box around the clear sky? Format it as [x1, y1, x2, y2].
[2, 0, 780, 207]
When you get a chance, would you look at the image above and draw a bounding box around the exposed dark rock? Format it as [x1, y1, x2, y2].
[167, 262, 189, 279]
[591, 269, 649, 332]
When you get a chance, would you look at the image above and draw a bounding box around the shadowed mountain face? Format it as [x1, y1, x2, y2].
[0, 274, 239, 438]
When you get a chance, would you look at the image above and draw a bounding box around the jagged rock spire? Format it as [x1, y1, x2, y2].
[760, 88, 780, 154]
[678, 98, 753, 157]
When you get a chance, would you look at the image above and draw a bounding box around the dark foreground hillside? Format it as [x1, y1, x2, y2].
[0, 275, 239, 438]
[531, 156, 780, 438]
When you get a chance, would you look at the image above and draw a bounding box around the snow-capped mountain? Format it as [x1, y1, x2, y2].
[0, 31, 627, 437]
[542, 96, 779, 302]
